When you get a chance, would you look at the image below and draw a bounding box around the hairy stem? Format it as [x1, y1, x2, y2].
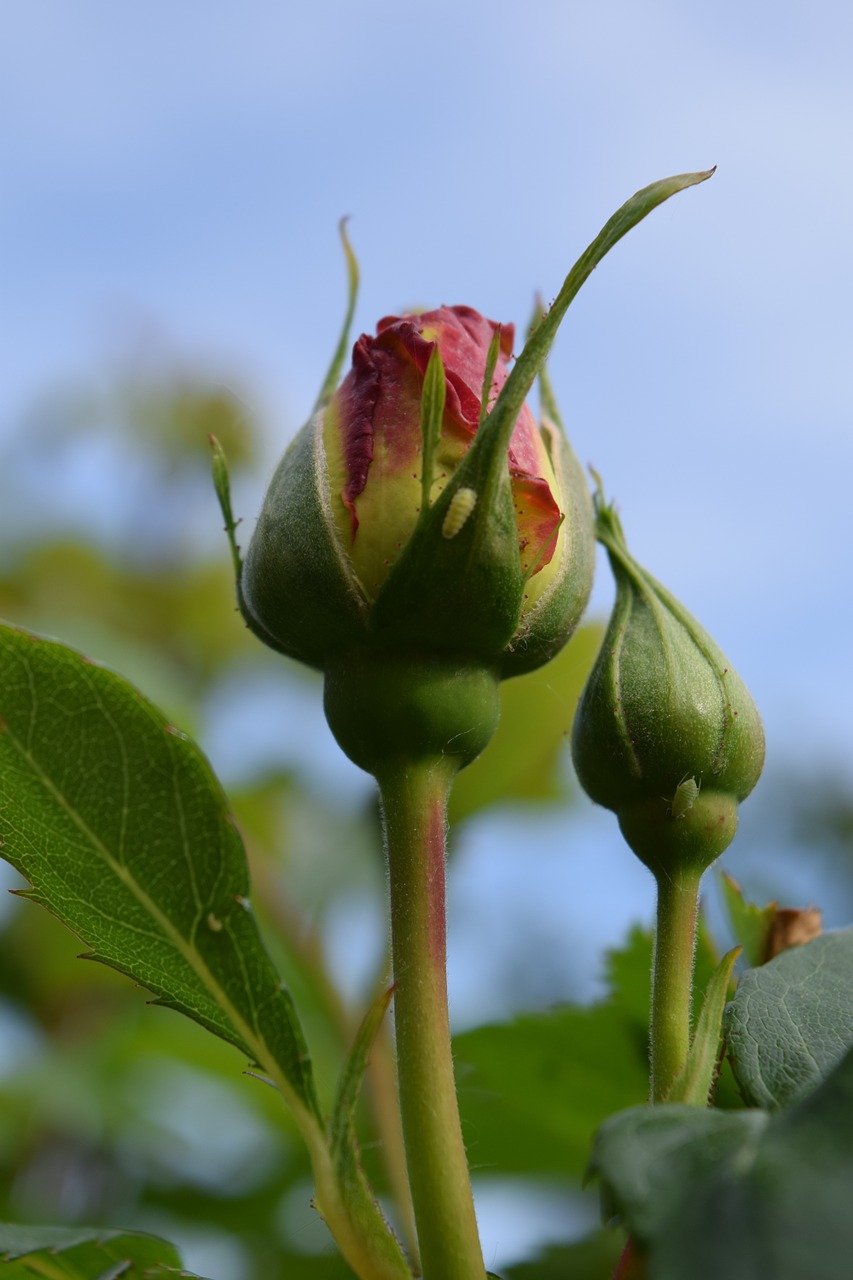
[650, 866, 703, 1101]
[379, 760, 486, 1280]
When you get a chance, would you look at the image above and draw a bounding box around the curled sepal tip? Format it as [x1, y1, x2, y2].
[314, 218, 360, 413]
[209, 434, 242, 581]
[571, 484, 764, 878]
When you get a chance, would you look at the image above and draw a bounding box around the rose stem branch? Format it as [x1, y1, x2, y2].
[379, 761, 486, 1280]
[650, 865, 703, 1102]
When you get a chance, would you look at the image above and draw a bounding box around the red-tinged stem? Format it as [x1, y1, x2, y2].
[379, 759, 486, 1280]
[612, 1236, 647, 1279]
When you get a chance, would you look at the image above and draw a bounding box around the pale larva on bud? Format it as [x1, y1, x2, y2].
[442, 487, 477, 539]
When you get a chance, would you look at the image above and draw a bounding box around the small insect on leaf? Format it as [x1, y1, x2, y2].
[442, 487, 477, 539]
[670, 775, 700, 819]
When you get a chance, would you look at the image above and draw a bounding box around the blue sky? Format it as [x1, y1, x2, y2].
[2, 2, 852, 1269]
[4, 0, 851, 763]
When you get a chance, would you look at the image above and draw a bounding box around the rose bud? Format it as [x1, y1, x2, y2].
[226, 296, 593, 774]
[213, 173, 714, 775]
[241, 306, 591, 676]
[571, 489, 765, 876]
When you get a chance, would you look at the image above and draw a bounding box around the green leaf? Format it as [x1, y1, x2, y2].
[724, 926, 853, 1109]
[664, 946, 740, 1105]
[456, 933, 652, 1180]
[504, 1231, 624, 1279]
[449, 624, 601, 824]
[456, 921, 743, 1184]
[0, 623, 321, 1126]
[0, 1224, 202, 1279]
[590, 1043, 853, 1280]
[720, 872, 776, 967]
[328, 987, 412, 1277]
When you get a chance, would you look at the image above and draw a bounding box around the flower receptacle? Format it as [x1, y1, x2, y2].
[323, 652, 501, 779]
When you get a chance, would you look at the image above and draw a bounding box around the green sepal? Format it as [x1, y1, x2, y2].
[418, 345, 447, 518]
[470, 169, 715, 472]
[478, 327, 503, 428]
[365, 325, 530, 660]
[313, 218, 360, 413]
[232, 222, 371, 669]
[209, 433, 242, 579]
[664, 946, 740, 1105]
[368, 442, 527, 661]
[209, 434, 296, 659]
[242, 415, 370, 668]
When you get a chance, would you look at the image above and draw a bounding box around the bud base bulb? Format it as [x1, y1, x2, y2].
[323, 653, 501, 778]
[618, 790, 739, 879]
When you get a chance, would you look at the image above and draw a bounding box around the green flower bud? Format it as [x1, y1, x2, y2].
[571, 492, 764, 877]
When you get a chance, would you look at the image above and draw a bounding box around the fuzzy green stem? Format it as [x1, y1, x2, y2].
[650, 866, 703, 1101]
[379, 760, 486, 1280]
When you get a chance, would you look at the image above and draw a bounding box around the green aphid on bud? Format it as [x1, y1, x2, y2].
[668, 775, 701, 819]
[571, 486, 765, 878]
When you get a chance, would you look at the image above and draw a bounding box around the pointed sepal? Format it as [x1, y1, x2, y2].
[664, 946, 741, 1105]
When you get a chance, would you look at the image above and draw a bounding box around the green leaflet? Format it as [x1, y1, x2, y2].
[455, 931, 652, 1180]
[664, 947, 740, 1105]
[454, 924, 730, 1179]
[720, 872, 776, 968]
[0, 622, 320, 1125]
[724, 926, 853, 1109]
[328, 987, 413, 1277]
[589, 1044, 853, 1280]
[0, 1223, 202, 1279]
